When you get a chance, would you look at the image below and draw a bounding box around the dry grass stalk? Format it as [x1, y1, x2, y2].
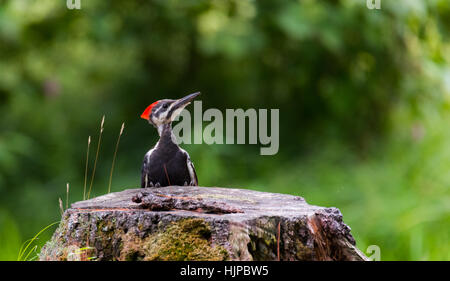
[83, 136, 91, 200]
[87, 115, 105, 199]
[108, 122, 125, 194]
[66, 183, 69, 210]
[58, 198, 64, 217]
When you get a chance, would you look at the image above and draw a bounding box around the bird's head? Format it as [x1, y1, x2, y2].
[141, 92, 200, 128]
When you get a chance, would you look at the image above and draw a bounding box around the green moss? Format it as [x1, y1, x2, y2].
[95, 219, 122, 258]
[295, 240, 313, 260]
[120, 218, 229, 261]
[96, 219, 115, 237]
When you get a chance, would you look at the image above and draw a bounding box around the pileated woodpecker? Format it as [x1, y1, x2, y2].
[140, 92, 200, 188]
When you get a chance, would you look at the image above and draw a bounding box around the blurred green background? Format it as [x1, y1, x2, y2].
[1, 0, 449, 261]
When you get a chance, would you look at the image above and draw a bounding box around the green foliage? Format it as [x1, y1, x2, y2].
[0, 209, 22, 260]
[0, 0, 449, 260]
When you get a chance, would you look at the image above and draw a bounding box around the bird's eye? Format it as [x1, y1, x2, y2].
[163, 104, 169, 109]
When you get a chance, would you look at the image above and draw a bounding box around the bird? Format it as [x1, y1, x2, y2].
[140, 92, 200, 188]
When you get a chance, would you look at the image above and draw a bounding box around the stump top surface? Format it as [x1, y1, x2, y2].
[71, 186, 327, 220]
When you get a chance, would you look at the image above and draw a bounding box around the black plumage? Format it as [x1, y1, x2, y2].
[141, 124, 197, 187]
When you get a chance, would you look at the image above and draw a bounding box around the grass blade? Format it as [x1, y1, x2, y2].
[66, 183, 69, 210]
[17, 221, 60, 261]
[23, 245, 38, 261]
[59, 198, 64, 216]
[83, 136, 91, 200]
[87, 115, 105, 199]
[108, 122, 125, 194]
[17, 238, 35, 261]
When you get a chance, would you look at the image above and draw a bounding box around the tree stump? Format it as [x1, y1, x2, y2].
[39, 186, 368, 261]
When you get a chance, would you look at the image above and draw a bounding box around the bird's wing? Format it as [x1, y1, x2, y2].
[141, 149, 154, 188]
[187, 155, 198, 186]
[180, 148, 198, 186]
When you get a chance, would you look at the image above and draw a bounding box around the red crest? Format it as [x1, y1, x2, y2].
[140, 101, 159, 120]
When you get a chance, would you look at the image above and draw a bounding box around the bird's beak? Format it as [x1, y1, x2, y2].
[168, 92, 201, 121]
[173, 92, 201, 110]
[170, 91, 200, 112]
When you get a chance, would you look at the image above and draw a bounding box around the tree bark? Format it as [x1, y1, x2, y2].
[39, 186, 368, 261]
